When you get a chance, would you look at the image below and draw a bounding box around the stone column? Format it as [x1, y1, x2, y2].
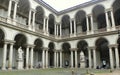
[54, 50, 56, 68]
[54, 23, 57, 36]
[43, 17, 46, 32]
[93, 49, 96, 69]
[75, 50, 78, 68]
[56, 51, 59, 67]
[70, 19, 73, 35]
[13, 0, 18, 20]
[90, 14, 94, 34]
[105, 10, 110, 31]
[8, 42, 14, 70]
[26, 46, 30, 69]
[74, 19, 76, 35]
[110, 8, 115, 30]
[109, 47, 113, 69]
[46, 49, 48, 68]
[46, 18, 49, 34]
[71, 50, 73, 68]
[57, 24, 59, 36]
[2, 42, 8, 70]
[32, 10, 36, 31]
[42, 49, 45, 68]
[7, 0, 12, 18]
[88, 49, 92, 68]
[28, 10, 32, 30]
[60, 51, 62, 68]
[114, 46, 119, 69]
[30, 46, 34, 69]
[86, 15, 90, 34]
[60, 23, 62, 37]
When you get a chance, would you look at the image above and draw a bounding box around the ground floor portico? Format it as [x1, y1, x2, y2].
[0, 26, 119, 70]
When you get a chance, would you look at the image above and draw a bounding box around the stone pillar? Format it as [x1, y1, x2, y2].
[114, 46, 119, 69]
[71, 50, 73, 68]
[110, 8, 115, 30]
[46, 50, 48, 68]
[105, 10, 110, 31]
[57, 24, 59, 36]
[54, 50, 56, 68]
[86, 15, 90, 34]
[73, 19, 76, 36]
[88, 49, 92, 68]
[7, 0, 12, 18]
[75, 50, 78, 68]
[60, 51, 62, 68]
[8, 42, 14, 70]
[28, 10, 32, 30]
[109, 47, 113, 69]
[32, 11, 36, 31]
[43, 17, 46, 32]
[70, 19, 73, 35]
[56, 52, 59, 67]
[2, 42, 8, 70]
[93, 49, 96, 69]
[46, 18, 49, 34]
[42, 49, 45, 68]
[13, 0, 18, 20]
[90, 14, 94, 34]
[60, 23, 62, 37]
[30, 46, 34, 69]
[26, 46, 30, 69]
[55, 24, 57, 36]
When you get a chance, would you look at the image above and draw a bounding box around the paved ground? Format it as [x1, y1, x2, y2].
[0, 68, 119, 75]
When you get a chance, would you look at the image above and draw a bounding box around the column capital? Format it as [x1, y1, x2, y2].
[109, 44, 118, 48]
[4, 40, 15, 44]
[30, 8, 36, 13]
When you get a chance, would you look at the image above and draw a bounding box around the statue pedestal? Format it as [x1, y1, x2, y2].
[80, 61, 86, 68]
[17, 59, 23, 70]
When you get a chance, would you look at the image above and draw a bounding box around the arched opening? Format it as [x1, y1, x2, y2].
[92, 5, 106, 31]
[75, 10, 87, 33]
[14, 34, 27, 69]
[77, 40, 88, 68]
[112, 0, 120, 26]
[117, 38, 120, 66]
[34, 39, 43, 68]
[62, 15, 70, 36]
[48, 42, 55, 67]
[95, 38, 110, 68]
[17, 0, 30, 25]
[35, 6, 44, 31]
[62, 42, 71, 67]
[0, 29, 5, 68]
[0, 0, 9, 18]
[48, 14, 55, 35]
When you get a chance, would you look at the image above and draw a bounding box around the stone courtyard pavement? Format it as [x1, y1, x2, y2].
[95, 70, 120, 75]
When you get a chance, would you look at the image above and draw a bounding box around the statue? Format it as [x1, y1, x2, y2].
[17, 47, 23, 70]
[80, 51, 85, 68]
[18, 47, 23, 60]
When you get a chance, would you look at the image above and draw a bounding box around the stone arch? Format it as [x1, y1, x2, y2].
[34, 38, 43, 50]
[61, 15, 71, 36]
[16, 0, 30, 25]
[75, 10, 87, 33]
[48, 14, 55, 35]
[35, 6, 45, 30]
[95, 37, 110, 68]
[77, 40, 89, 68]
[92, 5, 106, 30]
[48, 42, 55, 67]
[112, 0, 120, 26]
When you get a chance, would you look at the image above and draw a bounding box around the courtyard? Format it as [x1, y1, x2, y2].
[0, 68, 119, 75]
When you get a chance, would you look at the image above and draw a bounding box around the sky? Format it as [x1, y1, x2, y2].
[42, 0, 92, 11]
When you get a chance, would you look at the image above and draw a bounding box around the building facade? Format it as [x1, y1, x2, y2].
[0, 0, 120, 70]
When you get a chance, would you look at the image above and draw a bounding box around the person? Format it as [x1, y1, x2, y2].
[18, 47, 23, 60]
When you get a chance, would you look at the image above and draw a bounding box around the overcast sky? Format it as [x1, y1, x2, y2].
[42, 0, 91, 11]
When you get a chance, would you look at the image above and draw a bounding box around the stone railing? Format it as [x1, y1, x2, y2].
[94, 28, 107, 34]
[35, 28, 44, 34]
[76, 32, 87, 37]
[61, 34, 70, 39]
[16, 22, 29, 29]
[0, 16, 7, 23]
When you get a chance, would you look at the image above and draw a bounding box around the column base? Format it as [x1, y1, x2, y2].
[2, 67, 6, 70]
